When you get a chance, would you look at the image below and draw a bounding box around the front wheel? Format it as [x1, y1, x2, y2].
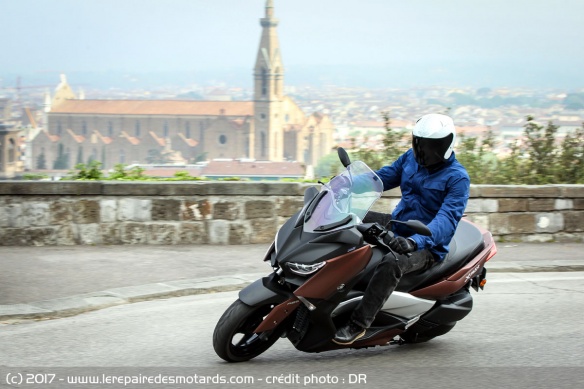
[213, 299, 284, 362]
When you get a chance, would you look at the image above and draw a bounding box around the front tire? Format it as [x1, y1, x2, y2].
[213, 299, 284, 362]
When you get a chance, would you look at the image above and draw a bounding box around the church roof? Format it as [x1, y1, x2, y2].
[50, 100, 254, 117]
[66, 129, 85, 143]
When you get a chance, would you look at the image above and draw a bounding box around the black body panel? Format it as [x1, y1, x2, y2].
[239, 274, 292, 307]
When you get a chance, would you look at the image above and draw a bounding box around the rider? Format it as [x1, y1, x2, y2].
[333, 113, 471, 345]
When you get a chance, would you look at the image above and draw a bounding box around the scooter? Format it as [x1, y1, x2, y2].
[213, 148, 497, 362]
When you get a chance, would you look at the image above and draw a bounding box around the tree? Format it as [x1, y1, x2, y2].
[522, 116, 559, 184]
[381, 111, 407, 164]
[556, 125, 584, 184]
[495, 140, 527, 185]
[455, 129, 498, 184]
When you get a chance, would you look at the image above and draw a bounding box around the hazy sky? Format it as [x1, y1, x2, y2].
[2, 0, 584, 88]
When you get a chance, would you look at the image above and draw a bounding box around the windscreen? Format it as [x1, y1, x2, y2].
[304, 161, 383, 233]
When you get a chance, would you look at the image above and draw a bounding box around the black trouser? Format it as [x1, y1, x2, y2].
[350, 211, 434, 329]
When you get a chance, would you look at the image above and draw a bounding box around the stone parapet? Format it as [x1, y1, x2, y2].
[0, 182, 583, 246]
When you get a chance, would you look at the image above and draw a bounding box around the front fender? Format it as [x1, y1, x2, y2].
[239, 274, 291, 307]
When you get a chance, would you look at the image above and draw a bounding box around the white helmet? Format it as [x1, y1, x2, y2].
[412, 113, 456, 167]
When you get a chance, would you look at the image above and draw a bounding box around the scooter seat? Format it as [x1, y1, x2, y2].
[395, 219, 485, 292]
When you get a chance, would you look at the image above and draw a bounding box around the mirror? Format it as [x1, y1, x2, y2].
[303, 186, 319, 205]
[337, 147, 351, 168]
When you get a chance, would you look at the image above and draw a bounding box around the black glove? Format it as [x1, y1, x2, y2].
[389, 236, 417, 255]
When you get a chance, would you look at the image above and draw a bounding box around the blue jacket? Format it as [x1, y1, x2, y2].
[375, 149, 470, 261]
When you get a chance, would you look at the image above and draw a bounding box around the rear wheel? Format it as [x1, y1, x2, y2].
[213, 299, 284, 362]
[400, 322, 456, 344]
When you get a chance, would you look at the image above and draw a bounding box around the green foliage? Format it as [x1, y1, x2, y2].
[107, 164, 149, 180]
[157, 171, 204, 181]
[66, 161, 105, 180]
[23, 173, 50, 180]
[456, 129, 499, 184]
[556, 126, 584, 184]
[454, 117, 583, 184]
[216, 176, 248, 181]
[522, 116, 559, 184]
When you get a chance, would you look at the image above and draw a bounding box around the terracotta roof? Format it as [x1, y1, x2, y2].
[66, 129, 85, 143]
[201, 160, 304, 177]
[149, 131, 166, 147]
[120, 131, 140, 145]
[178, 133, 198, 147]
[50, 99, 254, 116]
[93, 130, 113, 145]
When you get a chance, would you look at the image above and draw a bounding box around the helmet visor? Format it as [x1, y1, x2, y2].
[412, 133, 454, 167]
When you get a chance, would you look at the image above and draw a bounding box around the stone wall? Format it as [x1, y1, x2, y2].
[0, 182, 582, 246]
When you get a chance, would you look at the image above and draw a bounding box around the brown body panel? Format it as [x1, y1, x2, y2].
[254, 297, 300, 333]
[254, 245, 372, 333]
[294, 245, 372, 300]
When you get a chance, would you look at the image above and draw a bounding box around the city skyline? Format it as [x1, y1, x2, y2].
[2, 0, 584, 90]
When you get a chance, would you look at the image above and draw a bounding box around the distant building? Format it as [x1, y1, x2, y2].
[0, 122, 22, 178]
[0, 98, 11, 121]
[32, 0, 334, 171]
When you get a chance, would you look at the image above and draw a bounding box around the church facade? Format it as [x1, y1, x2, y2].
[32, 1, 334, 171]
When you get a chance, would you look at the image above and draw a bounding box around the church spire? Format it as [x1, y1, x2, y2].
[265, 0, 274, 17]
[253, 0, 285, 161]
[255, 0, 283, 99]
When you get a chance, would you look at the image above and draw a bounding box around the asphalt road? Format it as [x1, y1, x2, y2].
[1, 271, 583, 388]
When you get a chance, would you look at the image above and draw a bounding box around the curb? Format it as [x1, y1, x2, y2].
[0, 273, 263, 323]
[2, 266, 584, 323]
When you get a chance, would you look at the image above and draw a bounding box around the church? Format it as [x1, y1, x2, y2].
[32, 1, 334, 171]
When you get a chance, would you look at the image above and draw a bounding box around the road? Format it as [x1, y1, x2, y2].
[2, 272, 584, 388]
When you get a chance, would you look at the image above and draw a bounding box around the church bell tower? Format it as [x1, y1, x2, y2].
[253, 0, 284, 161]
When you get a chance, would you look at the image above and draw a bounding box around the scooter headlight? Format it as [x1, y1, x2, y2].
[287, 261, 326, 276]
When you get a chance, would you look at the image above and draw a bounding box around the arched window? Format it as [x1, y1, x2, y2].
[81, 121, 87, 135]
[135, 121, 141, 137]
[8, 138, 15, 162]
[163, 121, 169, 137]
[185, 122, 191, 138]
[108, 122, 113, 136]
[120, 149, 125, 164]
[57, 121, 62, 135]
[261, 67, 268, 96]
